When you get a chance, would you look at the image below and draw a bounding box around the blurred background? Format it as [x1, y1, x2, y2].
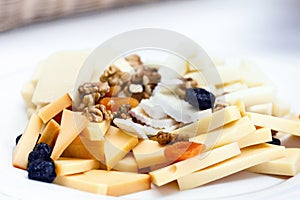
[0, 0, 299, 74]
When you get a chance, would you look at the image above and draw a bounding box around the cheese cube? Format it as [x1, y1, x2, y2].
[51, 109, 89, 160]
[104, 126, 138, 170]
[54, 170, 151, 196]
[248, 148, 300, 176]
[246, 112, 300, 136]
[38, 119, 60, 147]
[38, 93, 72, 123]
[190, 116, 255, 149]
[12, 114, 43, 169]
[113, 153, 138, 173]
[177, 144, 285, 190]
[150, 142, 241, 186]
[238, 128, 272, 149]
[171, 106, 241, 137]
[133, 140, 168, 169]
[55, 158, 100, 176]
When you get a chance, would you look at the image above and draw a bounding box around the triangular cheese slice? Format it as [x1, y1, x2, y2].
[51, 109, 89, 160]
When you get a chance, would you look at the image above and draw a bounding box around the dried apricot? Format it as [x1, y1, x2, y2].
[99, 97, 139, 112]
[164, 141, 204, 162]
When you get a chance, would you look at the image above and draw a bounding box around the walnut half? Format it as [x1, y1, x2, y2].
[82, 104, 113, 122]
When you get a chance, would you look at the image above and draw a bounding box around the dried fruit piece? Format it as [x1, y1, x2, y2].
[100, 97, 139, 112]
[164, 142, 204, 162]
[267, 137, 281, 146]
[27, 159, 56, 183]
[28, 143, 52, 163]
[185, 88, 216, 110]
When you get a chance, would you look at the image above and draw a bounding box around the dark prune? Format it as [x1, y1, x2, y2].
[185, 88, 216, 110]
[28, 143, 52, 163]
[27, 159, 56, 183]
[15, 134, 22, 145]
[267, 137, 281, 146]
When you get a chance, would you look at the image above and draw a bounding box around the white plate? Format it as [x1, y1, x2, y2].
[1, 60, 300, 200]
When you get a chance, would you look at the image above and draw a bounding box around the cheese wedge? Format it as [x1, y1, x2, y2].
[246, 112, 300, 136]
[55, 158, 100, 176]
[247, 103, 273, 115]
[104, 126, 138, 170]
[32, 50, 90, 105]
[51, 109, 89, 160]
[172, 106, 241, 138]
[248, 148, 300, 176]
[80, 121, 110, 141]
[12, 114, 43, 169]
[113, 153, 138, 173]
[177, 144, 285, 190]
[54, 170, 151, 196]
[38, 119, 60, 147]
[62, 136, 94, 159]
[150, 142, 241, 186]
[219, 86, 275, 107]
[190, 116, 255, 149]
[79, 135, 105, 162]
[133, 140, 168, 169]
[238, 128, 272, 149]
[38, 93, 72, 123]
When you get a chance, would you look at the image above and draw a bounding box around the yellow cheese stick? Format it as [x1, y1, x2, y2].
[51, 109, 89, 160]
[12, 114, 43, 169]
[149, 142, 241, 186]
[246, 112, 300, 136]
[238, 128, 272, 149]
[190, 116, 255, 149]
[38, 119, 60, 147]
[177, 144, 285, 190]
[54, 170, 151, 196]
[38, 93, 72, 123]
[55, 158, 100, 176]
[172, 106, 241, 137]
[248, 148, 300, 176]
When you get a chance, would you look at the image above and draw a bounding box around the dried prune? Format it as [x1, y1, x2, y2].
[27, 159, 56, 183]
[185, 88, 216, 110]
[15, 134, 22, 145]
[267, 137, 281, 146]
[28, 143, 52, 163]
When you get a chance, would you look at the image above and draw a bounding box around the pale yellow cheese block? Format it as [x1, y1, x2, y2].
[190, 116, 255, 150]
[80, 120, 110, 141]
[238, 128, 272, 149]
[246, 112, 300, 136]
[113, 153, 138, 173]
[220, 86, 275, 107]
[235, 99, 246, 116]
[38, 93, 72, 123]
[12, 113, 43, 169]
[62, 136, 95, 159]
[38, 119, 60, 147]
[248, 148, 300, 176]
[177, 144, 285, 190]
[21, 81, 36, 109]
[54, 170, 151, 196]
[171, 106, 241, 137]
[32, 50, 90, 105]
[247, 103, 273, 115]
[104, 126, 138, 170]
[150, 142, 241, 186]
[51, 109, 89, 160]
[55, 157, 100, 176]
[272, 98, 291, 117]
[132, 140, 168, 169]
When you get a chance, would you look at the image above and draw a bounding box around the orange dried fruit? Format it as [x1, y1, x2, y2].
[164, 141, 204, 162]
[99, 97, 139, 112]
